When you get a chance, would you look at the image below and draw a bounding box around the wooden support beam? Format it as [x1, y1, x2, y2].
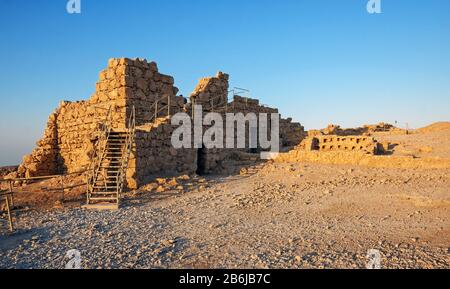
[5, 193, 13, 232]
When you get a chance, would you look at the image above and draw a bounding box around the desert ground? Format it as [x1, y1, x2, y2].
[0, 123, 449, 269]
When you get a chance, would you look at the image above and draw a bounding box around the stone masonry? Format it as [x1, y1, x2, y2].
[16, 58, 306, 188]
[299, 135, 380, 155]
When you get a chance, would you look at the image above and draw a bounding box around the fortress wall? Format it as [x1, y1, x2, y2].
[16, 57, 306, 186]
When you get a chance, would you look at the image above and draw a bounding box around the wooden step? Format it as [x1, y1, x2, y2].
[93, 184, 118, 187]
[99, 166, 121, 169]
[88, 197, 118, 201]
[93, 182, 118, 185]
[83, 203, 119, 211]
[90, 192, 118, 195]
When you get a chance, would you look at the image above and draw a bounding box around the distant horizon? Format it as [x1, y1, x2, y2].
[1, 0, 450, 165]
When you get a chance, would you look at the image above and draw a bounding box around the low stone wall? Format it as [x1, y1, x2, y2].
[300, 135, 379, 155]
[276, 150, 450, 169]
[308, 123, 406, 138]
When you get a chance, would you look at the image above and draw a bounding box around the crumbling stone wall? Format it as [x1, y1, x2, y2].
[299, 135, 380, 155]
[102, 58, 186, 126]
[188, 73, 306, 174]
[190, 72, 229, 111]
[309, 123, 404, 138]
[228, 96, 305, 148]
[18, 73, 126, 178]
[106, 58, 190, 188]
[18, 110, 59, 178]
[18, 58, 185, 181]
[17, 57, 306, 186]
[129, 119, 197, 188]
[55, 102, 115, 174]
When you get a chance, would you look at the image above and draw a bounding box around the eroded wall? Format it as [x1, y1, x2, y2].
[17, 58, 307, 187]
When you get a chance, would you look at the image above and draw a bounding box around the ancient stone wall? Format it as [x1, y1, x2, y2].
[17, 57, 306, 186]
[188, 73, 306, 174]
[128, 119, 197, 188]
[18, 110, 59, 177]
[299, 135, 379, 155]
[190, 72, 229, 111]
[18, 58, 185, 180]
[309, 123, 404, 138]
[18, 69, 126, 178]
[102, 58, 186, 126]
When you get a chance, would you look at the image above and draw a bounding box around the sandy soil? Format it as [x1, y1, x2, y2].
[374, 123, 450, 159]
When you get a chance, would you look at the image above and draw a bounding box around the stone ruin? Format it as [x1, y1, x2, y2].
[14, 58, 306, 189]
[308, 123, 404, 137]
[299, 135, 382, 155]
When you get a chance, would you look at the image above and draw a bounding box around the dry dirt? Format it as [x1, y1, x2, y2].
[0, 124, 449, 269]
[374, 124, 450, 159]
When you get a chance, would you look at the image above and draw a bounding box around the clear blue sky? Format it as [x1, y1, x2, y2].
[1, 0, 449, 165]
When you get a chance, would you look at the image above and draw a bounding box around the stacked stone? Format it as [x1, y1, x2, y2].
[18, 59, 130, 178]
[280, 118, 306, 147]
[17, 111, 59, 177]
[229, 95, 278, 114]
[130, 121, 197, 188]
[299, 135, 379, 155]
[17, 57, 308, 186]
[190, 72, 229, 112]
[229, 96, 306, 148]
[92, 58, 185, 127]
[55, 101, 114, 173]
[18, 57, 187, 181]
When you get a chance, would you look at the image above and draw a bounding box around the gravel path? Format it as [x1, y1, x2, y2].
[1, 163, 449, 269]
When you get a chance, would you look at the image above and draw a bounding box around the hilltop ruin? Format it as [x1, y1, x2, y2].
[14, 58, 306, 200]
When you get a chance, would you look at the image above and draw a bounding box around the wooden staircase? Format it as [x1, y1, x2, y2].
[85, 107, 135, 210]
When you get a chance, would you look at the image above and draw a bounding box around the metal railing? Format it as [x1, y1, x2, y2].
[87, 106, 113, 203]
[116, 106, 136, 203]
[192, 87, 252, 115]
[135, 94, 173, 125]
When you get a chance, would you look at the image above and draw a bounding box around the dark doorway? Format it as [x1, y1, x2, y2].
[196, 146, 207, 175]
[249, 148, 258, 154]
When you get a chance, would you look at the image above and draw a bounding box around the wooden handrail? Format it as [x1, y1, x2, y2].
[0, 170, 88, 183]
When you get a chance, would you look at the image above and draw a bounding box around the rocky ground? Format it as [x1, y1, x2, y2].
[1, 161, 449, 269]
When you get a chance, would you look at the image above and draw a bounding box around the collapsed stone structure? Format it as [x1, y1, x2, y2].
[308, 123, 404, 137]
[299, 135, 381, 155]
[16, 58, 306, 189]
